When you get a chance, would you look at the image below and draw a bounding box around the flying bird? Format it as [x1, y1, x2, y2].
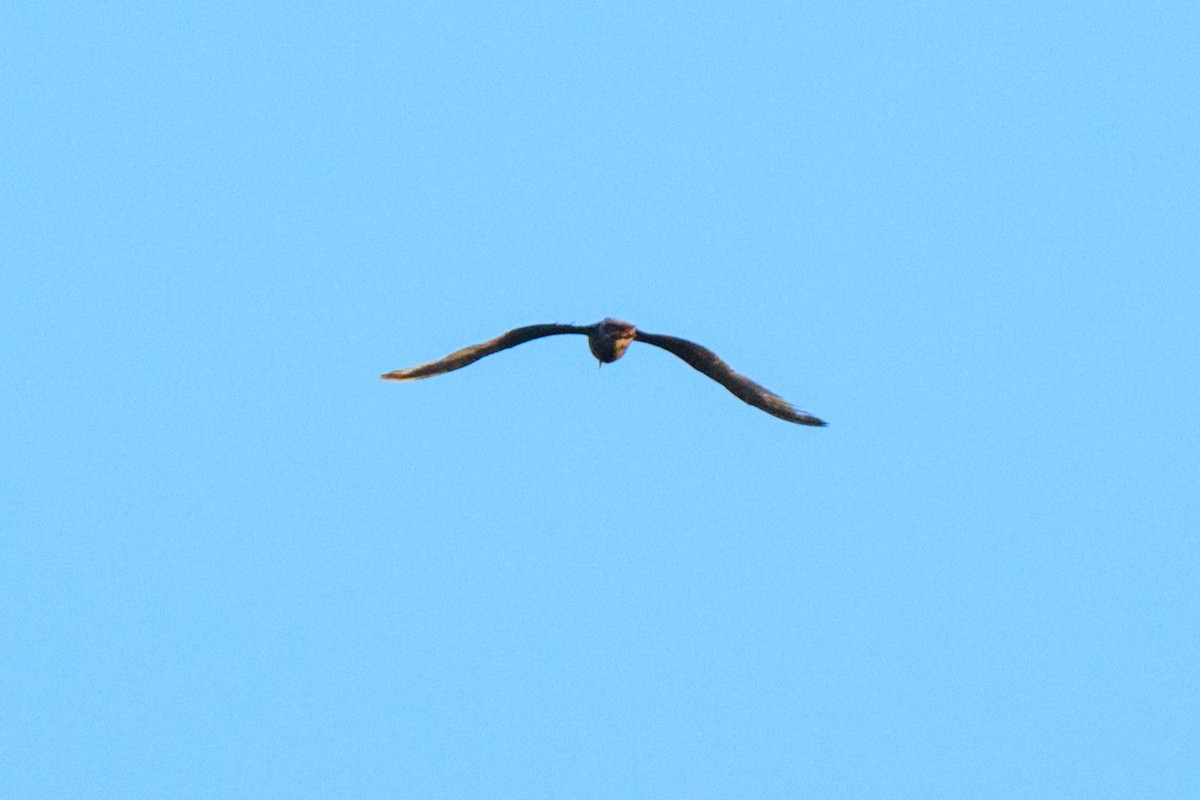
[381, 318, 826, 426]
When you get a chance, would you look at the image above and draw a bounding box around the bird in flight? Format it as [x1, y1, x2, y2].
[381, 318, 826, 426]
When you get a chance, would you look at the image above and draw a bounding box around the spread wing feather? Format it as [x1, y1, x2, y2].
[635, 332, 826, 426]
[380, 323, 588, 381]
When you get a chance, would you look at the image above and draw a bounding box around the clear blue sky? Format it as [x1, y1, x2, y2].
[4, 2, 1197, 797]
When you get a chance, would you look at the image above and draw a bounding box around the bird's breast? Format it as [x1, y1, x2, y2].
[588, 334, 633, 363]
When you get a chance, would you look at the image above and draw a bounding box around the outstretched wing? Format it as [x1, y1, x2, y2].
[635, 331, 826, 426]
[381, 323, 588, 381]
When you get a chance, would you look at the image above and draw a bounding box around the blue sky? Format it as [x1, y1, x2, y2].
[3, 2, 1197, 797]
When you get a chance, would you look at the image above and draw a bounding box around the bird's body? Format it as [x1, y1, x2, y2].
[381, 317, 826, 426]
[587, 317, 638, 363]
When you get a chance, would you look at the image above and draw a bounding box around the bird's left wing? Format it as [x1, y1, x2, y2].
[635, 331, 827, 426]
[381, 323, 588, 381]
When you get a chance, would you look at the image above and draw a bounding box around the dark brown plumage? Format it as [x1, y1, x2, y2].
[381, 318, 826, 426]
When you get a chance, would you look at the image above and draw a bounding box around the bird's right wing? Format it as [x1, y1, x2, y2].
[635, 331, 827, 426]
[381, 324, 588, 381]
